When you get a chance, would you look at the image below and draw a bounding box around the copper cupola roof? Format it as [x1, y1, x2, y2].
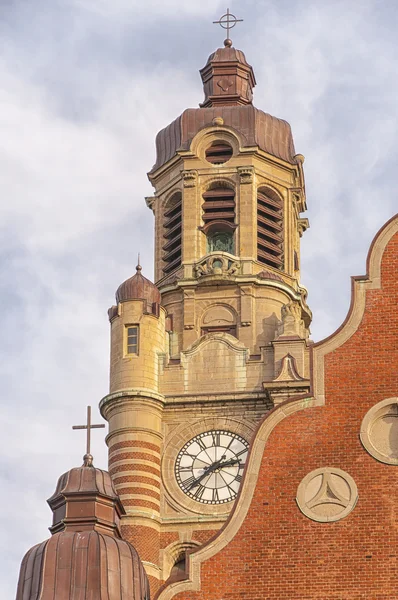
[115, 264, 161, 305]
[200, 41, 256, 107]
[15, 456, 150, 600]
[149, 42, 296, 174]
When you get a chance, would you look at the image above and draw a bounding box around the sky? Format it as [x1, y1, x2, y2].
[1, 0, 397, 595]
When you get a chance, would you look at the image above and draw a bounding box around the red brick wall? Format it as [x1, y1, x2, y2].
[165, 229, 398, 599]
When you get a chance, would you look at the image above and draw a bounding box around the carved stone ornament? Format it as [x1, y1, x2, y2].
[195, 253, 240, 278]
[276, 300, 306, 339]
[274, 354, 303, 382]
[237, 166, 254, 184]
[297, 217, 310, 238]
[296, 467, 358, 523]
[360, 398, 398, 464]
[145, 196, 156, 211]
[182, 170, 197, 188]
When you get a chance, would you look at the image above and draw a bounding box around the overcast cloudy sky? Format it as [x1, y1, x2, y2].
[1, 0, 397, 595]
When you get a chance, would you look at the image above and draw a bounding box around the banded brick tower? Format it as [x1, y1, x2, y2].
[100, 36, 312, 594]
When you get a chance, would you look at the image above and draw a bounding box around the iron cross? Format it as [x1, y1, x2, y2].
[72, 406, 105, 455]
[213, 8, 243, 40]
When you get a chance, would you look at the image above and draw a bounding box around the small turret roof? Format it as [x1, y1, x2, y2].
[116, 264, 161, 305]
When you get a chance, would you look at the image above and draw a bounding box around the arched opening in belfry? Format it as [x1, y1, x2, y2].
[163, 192, 182, 275]
[257, 186, 284, 270]
[202, 182, 236, 255]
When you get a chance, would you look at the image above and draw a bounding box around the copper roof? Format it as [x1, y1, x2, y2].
[16, 460, 150, 600]
[149, 44, 296, 174]
[150, 105, 296, 173]
[48, 463, 117, 501]
[116, 264, 161, 305]
[203, 46, 250, 66]
[16, 531, 150, 600]
[199, 44, 256, 108]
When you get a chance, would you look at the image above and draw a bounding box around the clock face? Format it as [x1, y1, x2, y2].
[175, 430, 249, 504]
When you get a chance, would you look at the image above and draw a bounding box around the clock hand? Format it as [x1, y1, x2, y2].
[186, 455, 227, 491]
[217, 457, 240, 469]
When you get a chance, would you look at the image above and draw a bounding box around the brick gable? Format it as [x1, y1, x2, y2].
[158, 216, 398, 600]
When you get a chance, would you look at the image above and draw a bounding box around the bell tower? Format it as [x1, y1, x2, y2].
[101, 33, 312, 595]
[147, 39, 311, 360]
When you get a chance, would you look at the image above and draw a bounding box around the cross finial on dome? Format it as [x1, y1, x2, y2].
[72, 406, 105, 467]
[213, 8, 243, 47]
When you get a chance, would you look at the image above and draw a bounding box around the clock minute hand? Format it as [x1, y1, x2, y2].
[186, 455, 227, 491]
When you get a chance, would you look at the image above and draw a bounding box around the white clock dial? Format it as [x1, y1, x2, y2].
[175, 430, 249, 504]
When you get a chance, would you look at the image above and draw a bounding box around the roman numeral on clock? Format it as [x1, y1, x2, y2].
[193, 484, 206, 500]
[183, 476, 197, 489]
[211, 431, 221, 446]
[197, 438, 208, 451]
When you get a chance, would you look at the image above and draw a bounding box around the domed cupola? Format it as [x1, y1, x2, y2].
[15, 454, 150, 600]
[115, 264, 161, 306]
[199, 39, 256, 107]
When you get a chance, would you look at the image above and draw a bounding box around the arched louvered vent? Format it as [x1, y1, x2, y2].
[257, 189, 284, 269]
[202, 186, 236, 254]
[202, 187, 235, 228]
[163, 194, 182, 275]
[205, 142, 233, 165]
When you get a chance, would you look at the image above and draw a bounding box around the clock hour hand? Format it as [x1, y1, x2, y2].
[217, 457, 240, 469]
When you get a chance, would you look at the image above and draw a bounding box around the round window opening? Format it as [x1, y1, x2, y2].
[205, 141, 233, 165]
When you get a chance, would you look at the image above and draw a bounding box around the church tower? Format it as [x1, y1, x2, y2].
[100, 34, 312, 594]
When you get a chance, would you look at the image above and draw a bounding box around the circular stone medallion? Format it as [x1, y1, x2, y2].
[360, 398, 398, 464]
[296, 467, 358, 523]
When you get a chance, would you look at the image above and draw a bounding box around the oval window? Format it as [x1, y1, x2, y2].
[205, 142, 233, 165]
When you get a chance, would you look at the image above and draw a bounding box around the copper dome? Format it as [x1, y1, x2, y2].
[16, 459, 150, 600]
[148, 43, 297, 175]
[203, 45, 251, 67]
[16, 531, 149, 600]
[116, 265, 161, 305]
[150, 105, 296, 173]
[48, 463, 117, 502]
